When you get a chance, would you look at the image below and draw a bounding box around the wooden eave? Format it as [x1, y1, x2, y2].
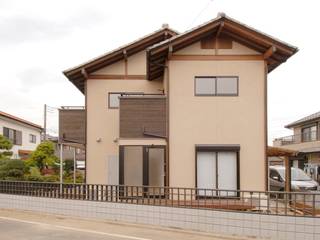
[63, 28, 178, 93]
[147, 15, 298, 80]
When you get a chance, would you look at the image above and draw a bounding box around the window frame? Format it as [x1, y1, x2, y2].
[195, 144, 240, 198]
[108, 92, 145, 109]
[301, 124, 318, 142]
[194, 76, 239, 97]
[3, 127, 22, 145]
[29, 134, 36, 144]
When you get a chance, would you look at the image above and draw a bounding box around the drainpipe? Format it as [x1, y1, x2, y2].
[166, 45, 172, 187]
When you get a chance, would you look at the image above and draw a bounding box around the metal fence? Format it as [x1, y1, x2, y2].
[0, 180, 319, 217]
[274, 130, 318, 146]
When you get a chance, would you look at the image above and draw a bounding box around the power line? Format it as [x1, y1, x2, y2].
[188, 0, 215, 28]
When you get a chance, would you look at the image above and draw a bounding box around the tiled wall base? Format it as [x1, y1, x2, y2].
[0, 194, 319, 240]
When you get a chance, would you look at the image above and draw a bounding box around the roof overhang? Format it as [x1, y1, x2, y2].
[146, 14, 298, 80]
[63, 28, 178, 93]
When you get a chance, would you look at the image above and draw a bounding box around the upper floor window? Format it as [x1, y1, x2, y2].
[29, 134, 36, 143]
[108, 93, 122, 109]
[3, 127, 22, 145]
[302, 125, 317, 142]
[195, 76, 238, 96]
[108, 92, 144, 109]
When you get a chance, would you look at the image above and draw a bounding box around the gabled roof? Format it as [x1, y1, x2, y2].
[63, 27, 178, 93]
[146, 13, 298, 80]
[285, 111, 320, 129]
[0, 111, 42, 130]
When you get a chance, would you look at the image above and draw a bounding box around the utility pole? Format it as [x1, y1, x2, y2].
[43, 104, 47, 141]
[60, 143, 63, 195]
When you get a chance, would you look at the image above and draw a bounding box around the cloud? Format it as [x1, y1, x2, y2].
[0, 9, 106, 45]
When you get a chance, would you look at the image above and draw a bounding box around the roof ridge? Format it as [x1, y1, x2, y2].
[0, 111, 42, 130]
[285, 111, 320, 128]
[63, 27, 179, 74]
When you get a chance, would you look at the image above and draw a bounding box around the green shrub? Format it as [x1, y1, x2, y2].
[0, 135, 13, 160]
[0, 159, 26, 180]
[26, 141, 58, 171]
[42, 174, 60, 182]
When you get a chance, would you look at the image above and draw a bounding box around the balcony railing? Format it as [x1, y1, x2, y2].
[275, 130, 319, 146]
[119, 95, 166, 138]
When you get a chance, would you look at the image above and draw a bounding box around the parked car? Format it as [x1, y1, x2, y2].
[269, 165, 319, 191]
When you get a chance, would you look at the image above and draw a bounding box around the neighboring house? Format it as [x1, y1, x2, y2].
[273, 111, 320, 170]
[45, 134, 85, 170]
[62, 13, 297, 193]
[0, 111, 42, 159]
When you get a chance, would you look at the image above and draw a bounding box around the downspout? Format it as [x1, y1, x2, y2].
[81, 68, 88, 184]
[166, 45, 173, 187]
[147, 45, 172, 187]
[264, 61, 268, 191]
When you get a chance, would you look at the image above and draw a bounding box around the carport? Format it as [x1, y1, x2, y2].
[267, 146, 299, 192]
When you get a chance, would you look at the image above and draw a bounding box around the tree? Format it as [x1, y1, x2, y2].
[26, 141, 58, 172]
[0, 134, 13, 160]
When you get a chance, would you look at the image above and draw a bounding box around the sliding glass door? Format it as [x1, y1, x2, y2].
[197, 149, 238, 197]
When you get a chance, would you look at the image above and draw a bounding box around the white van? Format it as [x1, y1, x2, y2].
[269, 165, 319, 191]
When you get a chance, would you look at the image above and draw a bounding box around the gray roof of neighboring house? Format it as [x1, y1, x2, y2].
[285, 111, 320, 128]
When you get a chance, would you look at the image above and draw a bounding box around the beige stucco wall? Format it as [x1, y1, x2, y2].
[86, 49, 164, 184]
[168, 41, 265, 191]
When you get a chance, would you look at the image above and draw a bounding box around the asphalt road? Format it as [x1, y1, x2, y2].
[0, 209, 254, 240]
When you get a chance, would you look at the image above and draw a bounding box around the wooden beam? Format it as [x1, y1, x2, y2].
[264, 46, 277, 59]
[88, 74, 146, 80]
[284, 156, 291, 192]
[168, 45, 173, 60]
[216, 22, 224, 38]
[81, 68, 88, 79]
[123, 49, 128, 76]
[170, 54, 264, 61]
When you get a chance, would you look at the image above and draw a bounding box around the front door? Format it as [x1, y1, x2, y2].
[119, 145, 166, 197]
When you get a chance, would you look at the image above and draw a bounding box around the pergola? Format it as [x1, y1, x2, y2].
[267, 146, 299, 192]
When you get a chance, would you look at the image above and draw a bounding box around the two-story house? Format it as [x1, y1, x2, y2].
[273, 111, 320, 171]
[0, 111, 42, 159]
[63, 13, 297, 193]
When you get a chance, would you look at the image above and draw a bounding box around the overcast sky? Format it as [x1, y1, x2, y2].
[0, 0, 319, 142]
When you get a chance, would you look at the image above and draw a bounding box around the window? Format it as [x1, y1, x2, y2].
[108, 92, 145, 109]
[196, 145, 239, 197]
[3, 127, 22, 145]
[195, 76, 238, 96]
[302, 125, 317, 142]
[29, 134, 36, 143]
[108, 93, 122, 109]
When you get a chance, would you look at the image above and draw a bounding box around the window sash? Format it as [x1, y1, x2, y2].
[196, 148, 238, 197]
[195, 76, 238, 96]
[29, 134, 36, 143]
[302, 125, 317, 142]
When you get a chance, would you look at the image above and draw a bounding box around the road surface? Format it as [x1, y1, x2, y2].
[0, 209, 253, 240]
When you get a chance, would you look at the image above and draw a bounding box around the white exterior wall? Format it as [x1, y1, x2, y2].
[0, 117, 41, 158]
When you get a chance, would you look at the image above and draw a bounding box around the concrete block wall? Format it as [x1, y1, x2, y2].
[0, 193, 319, 240]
